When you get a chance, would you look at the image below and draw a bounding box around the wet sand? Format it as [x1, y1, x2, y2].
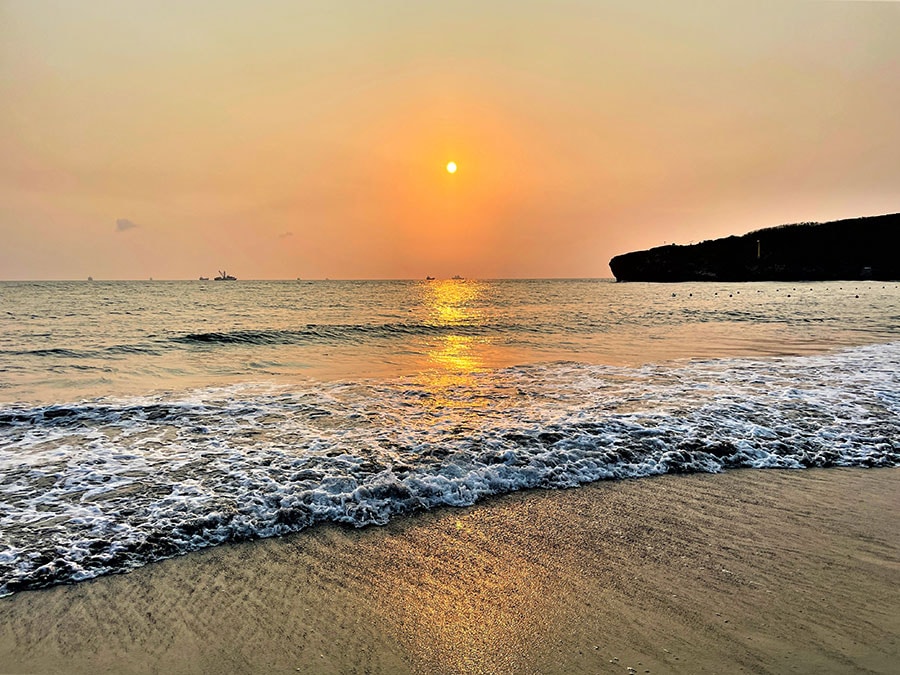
[1, 467, 898, 674]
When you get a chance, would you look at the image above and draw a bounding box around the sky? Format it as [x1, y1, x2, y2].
[1, 1, 898, 280]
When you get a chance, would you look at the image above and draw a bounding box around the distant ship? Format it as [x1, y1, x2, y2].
[199, 276, 209, 281]
[214, 270, 237, 281]
[426, 276, 435, 280]
[451, 275, 464, 280]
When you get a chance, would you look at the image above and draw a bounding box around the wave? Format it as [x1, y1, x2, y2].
[12, 347, 89, 358]
[1, 342, 898, 596]
[4, 344, 162, 359]
[3, 322, 535, 361]
[170, 323, 500, 346]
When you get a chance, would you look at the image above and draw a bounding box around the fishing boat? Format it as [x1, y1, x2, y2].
[214, 270, 237, 281]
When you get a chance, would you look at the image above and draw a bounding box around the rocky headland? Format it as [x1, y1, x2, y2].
[609, 212, 900, 282]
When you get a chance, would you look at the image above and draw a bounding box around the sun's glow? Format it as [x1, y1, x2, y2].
[446, 161, 457, 174]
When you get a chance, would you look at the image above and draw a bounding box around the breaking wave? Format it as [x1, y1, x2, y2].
[1, 342, 898, 596]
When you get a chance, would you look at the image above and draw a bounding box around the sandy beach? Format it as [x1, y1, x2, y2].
[1, 467, 898, 674]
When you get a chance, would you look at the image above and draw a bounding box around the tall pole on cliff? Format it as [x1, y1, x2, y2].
[757, 239, 761, 260]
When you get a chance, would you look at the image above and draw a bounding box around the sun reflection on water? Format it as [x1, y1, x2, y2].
[424, 278, 484, 329]
[429, 334, 482, 374]
[417, 279, 490, 410]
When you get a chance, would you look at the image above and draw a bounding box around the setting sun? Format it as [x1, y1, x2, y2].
[446, 161, 457, 174]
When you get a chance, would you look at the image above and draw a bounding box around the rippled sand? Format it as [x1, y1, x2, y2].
[1, 467, 898, 674]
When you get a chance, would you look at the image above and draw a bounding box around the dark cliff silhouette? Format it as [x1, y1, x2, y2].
[609, 213, 900, 282]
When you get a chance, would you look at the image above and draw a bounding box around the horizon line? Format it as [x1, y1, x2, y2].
[0, 276, 618, 283]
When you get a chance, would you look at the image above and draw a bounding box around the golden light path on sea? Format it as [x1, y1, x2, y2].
[414, 279, 489, 412]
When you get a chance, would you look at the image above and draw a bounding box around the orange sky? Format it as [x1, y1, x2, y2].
[1, 1, 898, 280]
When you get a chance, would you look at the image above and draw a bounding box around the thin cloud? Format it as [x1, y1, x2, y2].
[278, 231, 293, 239]
[115, 218, 139, 232]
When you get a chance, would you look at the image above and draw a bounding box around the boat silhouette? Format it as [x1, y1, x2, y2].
[214, 270, 237, 281]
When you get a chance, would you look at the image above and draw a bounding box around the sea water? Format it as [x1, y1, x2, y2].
[1, 279, 898, 595]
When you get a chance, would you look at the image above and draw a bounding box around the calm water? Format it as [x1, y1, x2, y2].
[1, 279, 899, 595]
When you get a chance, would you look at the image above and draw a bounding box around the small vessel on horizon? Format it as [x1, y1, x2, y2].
[451, 275, 464, 280]
[199, 276, 209, 281]
[214, 270, 237, 281]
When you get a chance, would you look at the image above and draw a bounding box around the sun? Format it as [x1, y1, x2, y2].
[446, 161, 457, 174]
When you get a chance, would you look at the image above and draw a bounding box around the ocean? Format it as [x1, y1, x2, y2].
[1, 278, 899, 596]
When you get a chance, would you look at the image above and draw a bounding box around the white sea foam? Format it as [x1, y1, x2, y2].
[1, 342, 899, 595]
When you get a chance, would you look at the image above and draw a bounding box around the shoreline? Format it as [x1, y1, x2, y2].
[2, 467, 899, 674]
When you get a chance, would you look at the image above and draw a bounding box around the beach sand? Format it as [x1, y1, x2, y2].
[1, 467, 898, 674]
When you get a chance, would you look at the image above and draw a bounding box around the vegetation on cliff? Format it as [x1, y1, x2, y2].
[609, 213, 900, 282]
